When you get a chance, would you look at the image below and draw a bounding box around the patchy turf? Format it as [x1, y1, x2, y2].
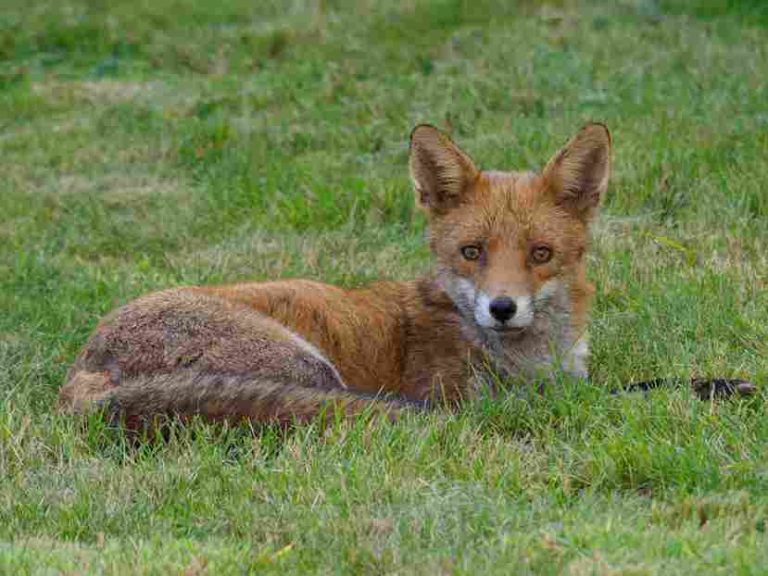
[1, 0, 767, 573]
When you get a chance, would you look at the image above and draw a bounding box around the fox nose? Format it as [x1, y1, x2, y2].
[489, 297, 517, 322]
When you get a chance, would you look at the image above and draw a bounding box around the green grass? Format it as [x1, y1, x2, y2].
[2, 0, 768, 573]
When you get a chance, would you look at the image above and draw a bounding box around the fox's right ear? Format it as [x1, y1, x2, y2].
[409, 125, 479, 215]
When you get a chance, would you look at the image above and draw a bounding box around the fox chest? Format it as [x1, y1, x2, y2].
[475, 327, 589, 389]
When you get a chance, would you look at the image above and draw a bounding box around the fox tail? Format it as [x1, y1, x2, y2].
[57, 369, 425, 428]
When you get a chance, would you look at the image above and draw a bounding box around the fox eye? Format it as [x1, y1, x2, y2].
[530, 245, 553, 264]
[460, 245, 482, 261]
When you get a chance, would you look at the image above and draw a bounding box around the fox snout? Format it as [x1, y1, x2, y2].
[488, 297, 516, 322]
[473, 290, 536, 331]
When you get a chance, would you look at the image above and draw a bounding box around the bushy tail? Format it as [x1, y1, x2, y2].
[58, 370, 424, 428]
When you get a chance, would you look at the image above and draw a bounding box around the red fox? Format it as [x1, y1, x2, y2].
[57, 123, 753, 426]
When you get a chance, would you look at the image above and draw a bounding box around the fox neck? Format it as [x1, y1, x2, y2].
[432, 267, 589, 382]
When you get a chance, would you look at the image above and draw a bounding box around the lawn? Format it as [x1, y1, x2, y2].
[1, 0, 768, 573]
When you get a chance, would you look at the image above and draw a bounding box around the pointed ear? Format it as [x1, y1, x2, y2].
[409, 124, 479, 215]
[543, 123, 611, 221]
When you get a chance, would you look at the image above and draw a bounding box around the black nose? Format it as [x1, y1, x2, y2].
[489, 297, 517, 322]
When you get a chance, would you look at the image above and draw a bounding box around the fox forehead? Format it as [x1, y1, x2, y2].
[475, 169, 547, 217]
[433, 169, 585, 246]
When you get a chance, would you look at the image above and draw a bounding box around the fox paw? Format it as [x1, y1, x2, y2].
[691, 378, 757, 400]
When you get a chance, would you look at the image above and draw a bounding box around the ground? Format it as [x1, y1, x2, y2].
[1, 1, 768, 573]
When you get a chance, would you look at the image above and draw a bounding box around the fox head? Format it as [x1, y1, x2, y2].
[409, 123, 610, 338]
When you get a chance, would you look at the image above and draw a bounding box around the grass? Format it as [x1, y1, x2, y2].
[1, 0, 768, 573]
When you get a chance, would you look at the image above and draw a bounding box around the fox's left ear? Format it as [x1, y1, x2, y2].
[543, 123, 611, 222]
